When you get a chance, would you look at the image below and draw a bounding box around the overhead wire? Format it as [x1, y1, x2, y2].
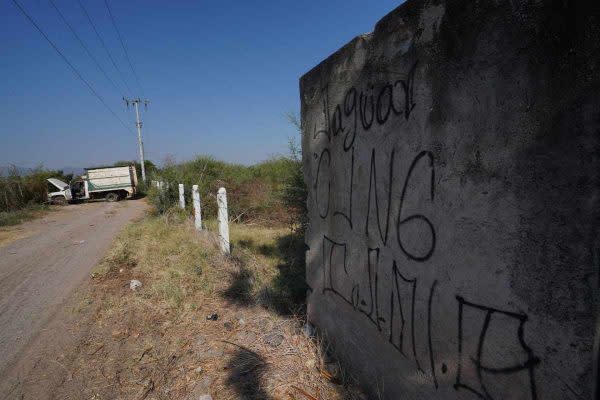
[9, 0, 135, 135]
[76, 0, 134, 97]
[103, 0, 145, 97]
[48, 0, 124, 97]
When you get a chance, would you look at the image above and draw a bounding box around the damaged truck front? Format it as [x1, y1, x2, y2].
[47, 178, 72, 205]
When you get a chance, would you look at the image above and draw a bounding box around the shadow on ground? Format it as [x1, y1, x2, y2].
[221, 262, 255, 305]
[225, 346, 272, 400]
[220, 230, 367, 397]
[221, 231, 308, 316]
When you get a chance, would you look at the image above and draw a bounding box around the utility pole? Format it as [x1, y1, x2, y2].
[124, 97, 149, 182]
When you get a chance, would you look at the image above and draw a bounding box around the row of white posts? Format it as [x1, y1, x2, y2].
[163, 182, 230, 255]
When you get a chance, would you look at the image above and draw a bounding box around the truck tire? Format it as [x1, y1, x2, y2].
[105, 192, 119, 202]
[51, 196, 67, 206]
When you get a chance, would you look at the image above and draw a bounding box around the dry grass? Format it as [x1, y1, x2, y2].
[0, 226, 35, 248]
[0, 204, 50, 228]
[0, 205, 54, 247]
[50, 210, 364, 399]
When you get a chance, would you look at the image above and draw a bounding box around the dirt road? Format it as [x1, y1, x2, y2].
[0, 199, 147, 378]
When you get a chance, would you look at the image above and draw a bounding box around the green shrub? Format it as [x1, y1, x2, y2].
[148, 154, 305, 226]
[147, 112, 308, 230]
[279, 139, 308, 233]
[0, 167, 72, 213]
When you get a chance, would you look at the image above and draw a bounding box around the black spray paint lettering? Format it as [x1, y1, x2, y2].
[388, 260, 415, 357]
[312, 61, 419, 152]
[375, 61, 417, 124]
[400, 61, 417, 120]
[343, 87, 358, 151]
[322, 235, 348, 298]
[332, 104, 343, 138]
[359, 85, 375, 131]
[312, 84, 331, 141]
[321, 240, 541, 395]
[333, 146, 354, 228]
[314, 149, 330, 219]
[322, 238, 428, 373]
[312, 59, 540, 394]
[365, 148, 395, 246]
[396, 150, 436, 262]
[312, 62, 419, 229]
[354, 248, 380, 325]
[455, 296, 540, 400]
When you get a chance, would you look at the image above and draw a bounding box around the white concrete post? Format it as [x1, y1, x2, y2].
[178, 184, 185, 209]
[217, 187, 230, 254]
[192, 184, 202, 231]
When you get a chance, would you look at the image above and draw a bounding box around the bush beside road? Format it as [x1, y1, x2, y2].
[0, 168, 72, 227]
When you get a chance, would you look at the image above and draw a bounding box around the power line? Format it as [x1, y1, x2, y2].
[48, 0, 124, 97]
[9, 0, 134, 135]
[76, 0, 134, 97]
[104, 0, 145, 96]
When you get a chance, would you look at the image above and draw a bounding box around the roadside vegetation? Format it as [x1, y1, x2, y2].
[0, 205, 52, 247]
[0, 204, 49, 227]
[48, 210, 363, 399]
[148, 143, 306, 229]
[35, 136, 365, 398]
[0, 167, 71, 227]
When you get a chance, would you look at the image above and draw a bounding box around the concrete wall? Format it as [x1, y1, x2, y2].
[300, 1, 599, 399]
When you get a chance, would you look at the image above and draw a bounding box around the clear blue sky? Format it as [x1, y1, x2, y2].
[1, 0, 402, 169]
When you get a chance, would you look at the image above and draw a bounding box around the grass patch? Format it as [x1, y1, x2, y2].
[62, 212, 364, 399]
[94, 212, 307, 315]
[0, 204, 50, 227]
[0, 205, 53, 247]
[225, 222, 308, 314]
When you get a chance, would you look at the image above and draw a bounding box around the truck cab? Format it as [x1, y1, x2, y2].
[47, 178, 72, 205]
[69, 178, 87, 200]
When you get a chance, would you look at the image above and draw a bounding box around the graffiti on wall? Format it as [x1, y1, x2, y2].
[309, 61, 540, 399]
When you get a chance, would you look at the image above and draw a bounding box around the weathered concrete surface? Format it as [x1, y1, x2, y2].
[300, 1, 599, 399]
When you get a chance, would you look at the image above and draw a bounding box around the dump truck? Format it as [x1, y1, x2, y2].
[47, 165, 138, 204]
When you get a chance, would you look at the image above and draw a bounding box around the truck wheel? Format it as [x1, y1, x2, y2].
[105, 192, 119, 202]
[52, 196, 67, 206]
